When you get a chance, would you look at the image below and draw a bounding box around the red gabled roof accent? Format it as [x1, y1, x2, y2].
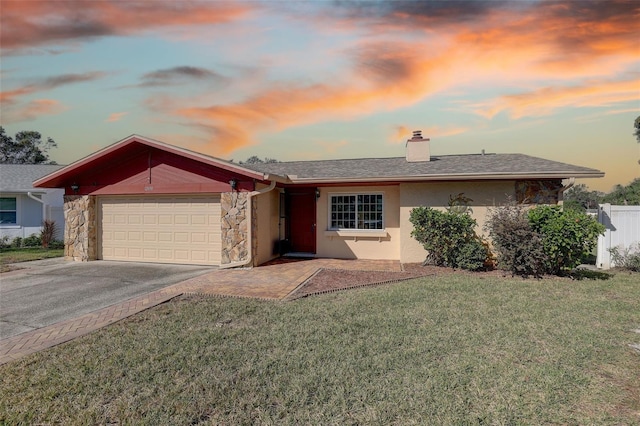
[34, 134, 276, 188]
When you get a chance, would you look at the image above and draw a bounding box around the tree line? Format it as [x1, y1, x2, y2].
[564, 180, 640, 209]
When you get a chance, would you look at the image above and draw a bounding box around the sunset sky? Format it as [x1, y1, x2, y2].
[1, 0, 638, 192]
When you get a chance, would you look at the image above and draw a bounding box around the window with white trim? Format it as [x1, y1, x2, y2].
[0, 197, 17, 225]
[329, 193, 384, 230]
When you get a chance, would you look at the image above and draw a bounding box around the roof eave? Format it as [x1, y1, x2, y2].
[0, 189, 48, 194]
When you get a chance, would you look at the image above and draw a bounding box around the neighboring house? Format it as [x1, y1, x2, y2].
[0, 164, 65, 241]
[34, 133, 604, 266]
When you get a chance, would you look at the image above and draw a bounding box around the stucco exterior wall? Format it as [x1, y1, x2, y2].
[399, 181, 516, 263]
[255, 189, 281, 266]
[316, 185, 401, 260]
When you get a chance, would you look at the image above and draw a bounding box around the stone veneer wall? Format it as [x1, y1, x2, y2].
[221, 191, 250, 265]
[63, 195, 97, 261]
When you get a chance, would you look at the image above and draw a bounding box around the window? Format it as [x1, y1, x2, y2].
[0, 197, 17, 225]
[330, 193, 383, 230]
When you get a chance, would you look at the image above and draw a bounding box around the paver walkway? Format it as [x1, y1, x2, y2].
[0, 258, 400, 365]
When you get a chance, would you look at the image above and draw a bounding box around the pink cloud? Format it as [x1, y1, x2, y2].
[473, 78, 640, 119]
[137, 1, 638, 155]
[1, 1, 254, 51]
[4, 99, 67, 123]
[105, 112, 128, 123]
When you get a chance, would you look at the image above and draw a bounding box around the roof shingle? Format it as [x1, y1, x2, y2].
[0, 164, 65, 192]
[245, 153, 603, 182]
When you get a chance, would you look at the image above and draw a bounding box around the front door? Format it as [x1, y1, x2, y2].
[287, 188, 316, 253]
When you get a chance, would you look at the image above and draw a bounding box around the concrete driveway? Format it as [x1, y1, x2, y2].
[0, 259, 214, 340]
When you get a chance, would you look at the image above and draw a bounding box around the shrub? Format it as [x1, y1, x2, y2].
[40, 220, 58, 249]
[49, 239, 64, 249]
[528, 206, 605, 275]
[22, 234, 42, 247]
[0, 235, 10, 249]
[410, 206, 487, 270]
[485, 203, 547, 277]
[456, 238, 489, 271]
[10, 236, 22, 248]
[609, 244, 640, 272]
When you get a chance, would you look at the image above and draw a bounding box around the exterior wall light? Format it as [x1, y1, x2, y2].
[229, 179, 237, 191]
[70, 183, 80, 193]
[315, 188, 320, 199]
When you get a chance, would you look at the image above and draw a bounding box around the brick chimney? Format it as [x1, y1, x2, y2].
[405, 130, 430, 162]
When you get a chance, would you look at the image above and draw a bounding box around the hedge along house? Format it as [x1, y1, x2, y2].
[34, 133, 604, 266]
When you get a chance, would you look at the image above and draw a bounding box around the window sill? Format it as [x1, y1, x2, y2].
[324, 230, 389, 241]
[0, 225, 20, 229]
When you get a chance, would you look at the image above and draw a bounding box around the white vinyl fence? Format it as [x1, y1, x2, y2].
[596, 204, 640, 269]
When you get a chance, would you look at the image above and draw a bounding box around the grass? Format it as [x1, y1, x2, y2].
[0, 246, 64, 272]
[1, 273, 639, 424]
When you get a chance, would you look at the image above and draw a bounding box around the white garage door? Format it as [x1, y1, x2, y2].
[99, 195, 221, 265]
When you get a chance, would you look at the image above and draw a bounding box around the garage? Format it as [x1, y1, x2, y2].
[99, 195, 221, 266]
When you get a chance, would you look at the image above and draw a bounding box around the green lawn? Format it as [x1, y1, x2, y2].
[0, 247, 64, 272]
[1, 273, 638, 424]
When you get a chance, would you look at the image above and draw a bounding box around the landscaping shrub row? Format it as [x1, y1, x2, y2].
[0, 220, 63, 250]
[410, 200, 605, 277]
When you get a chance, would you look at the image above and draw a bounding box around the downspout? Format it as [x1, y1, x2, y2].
[219, 178, 277, 269]
[557, 177, 575, 210]
[27, 191, 47, 221]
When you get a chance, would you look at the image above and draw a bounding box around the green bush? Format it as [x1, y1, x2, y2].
[528, 206, 605, 275]
[410, 206, 487, 270]
[609, 244, 640, 272]
[49, 239, 65, 249]
[21, 234, 42, 247]
[0, 235, 10, 249]
[10, 236, 22, 248]
[455, 239, 489, 271]
[485, 203, 547, 277]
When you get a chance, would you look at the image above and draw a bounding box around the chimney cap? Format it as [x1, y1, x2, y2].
[408, 130, 429, 141]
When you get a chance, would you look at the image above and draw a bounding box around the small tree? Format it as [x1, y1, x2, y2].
[239, 156, 278, 164]
[601, 178, 640, 205]
[563, 184, 603, 211]
[40, 220, 58, 249]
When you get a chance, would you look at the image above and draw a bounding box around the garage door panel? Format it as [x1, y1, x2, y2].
[158, 232, 172, 242]
[100, 195, 221, 266]
[158, 215, 172, 225]
[143, 232, 157, 242]
[143, 215, 157, 225]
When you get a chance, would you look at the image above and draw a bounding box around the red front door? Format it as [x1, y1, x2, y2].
[287, 188, 316, 253]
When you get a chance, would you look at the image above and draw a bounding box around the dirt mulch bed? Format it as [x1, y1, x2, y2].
[286, 263, 597, 300]
[287, 264, 493, 300]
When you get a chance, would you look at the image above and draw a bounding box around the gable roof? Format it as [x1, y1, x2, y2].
[0, 164, 65, 192]
[245, 153, 604, 184]
[32, 134, 605, 189]
[34, 134, 284, 188]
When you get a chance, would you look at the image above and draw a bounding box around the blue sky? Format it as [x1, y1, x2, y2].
[1, 0, 638, 191]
